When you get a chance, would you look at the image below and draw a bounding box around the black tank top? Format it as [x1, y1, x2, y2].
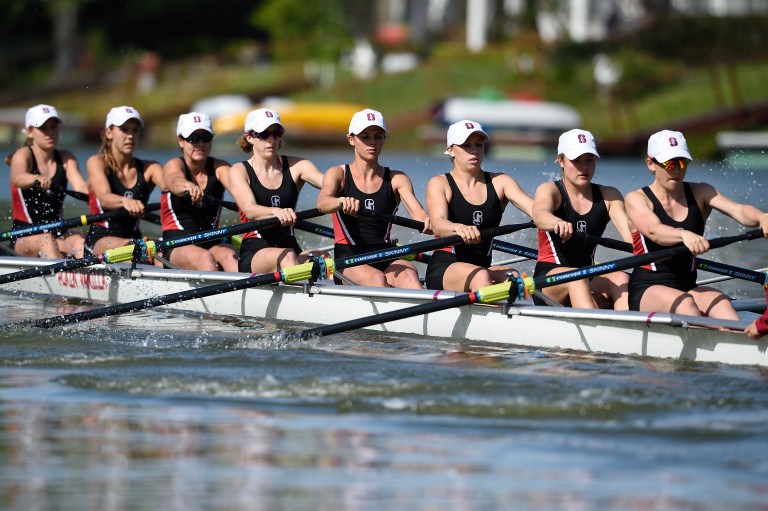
[12, 147, 67, 224]
[239, 155, 298, 242]
[332, 165, 397, 246]
[632, 182, 705, 276]
[537, 180, 609, 267]
[161, 157, 224, 233]
[88, 159, 148, 237]
[442, 172, 503, 266]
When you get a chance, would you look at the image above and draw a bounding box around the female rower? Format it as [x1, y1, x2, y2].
[85, 106, 165, 255]
[316, 108, 431, 288]
[160, 112, 238, 272]
[229, 108, 326, 273]
[425, 120, 533, 292]
[626, 129, 768, 319]
[532, 129, 632, 309]
[7, 104, 89, 258]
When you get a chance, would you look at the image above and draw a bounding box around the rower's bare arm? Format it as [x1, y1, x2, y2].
[229, 162, 268, 220]
[9, 149, 39, 189]
[602, 185, 633, 243]
[499, 173, 533, 218]
[143, 160, 165, 195]
[317, 165, 348, 213]
[701, 183, 768, 236]
[392, 172, 431, 233]
[291, 157, 324, 190]
[626, 189, 708, 253]
[86, 154, 141, 214]
[61, 150, 89, 194]
[163, 158, 196, 197]
[426, 175, 473, 240]
[532, 181, 572, 241]
[214, 159, 232, 191]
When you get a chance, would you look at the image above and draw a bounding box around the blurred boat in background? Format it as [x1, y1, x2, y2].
[420, 95, 582, 159]
[208, 96, 366, 145]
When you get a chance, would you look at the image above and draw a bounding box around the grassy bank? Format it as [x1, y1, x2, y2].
[34, 41, 768, 157]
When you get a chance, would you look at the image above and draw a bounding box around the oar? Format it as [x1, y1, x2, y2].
[14, 221, 533, 328]
[293, 228, 764, 339]
[62, 188, 89, 202]
[577, 232, 768, 287]
[0, 203, 161, 242]
[0, 208, 324, 286]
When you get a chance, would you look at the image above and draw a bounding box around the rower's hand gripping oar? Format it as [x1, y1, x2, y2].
[292, 228, 764, 339]
[13, 221, 533, 328]
[0, 209, 324, 286]
[576, 232, 768, 288]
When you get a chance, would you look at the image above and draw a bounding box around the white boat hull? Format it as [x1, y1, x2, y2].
[0, 257, 765, 367]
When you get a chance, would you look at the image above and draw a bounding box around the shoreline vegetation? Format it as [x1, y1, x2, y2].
[4, 21, 768, 158]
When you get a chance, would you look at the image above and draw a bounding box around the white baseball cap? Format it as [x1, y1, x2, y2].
[647, 130, 692, 163]
[177, 112, 213, 138]
[244, 108, 282, 134]
[446, 120, 488, 148]
[105, 106, 144, 129]
[348, 109, 386, 135]
[25, 104, 61, 128]
[557, 129, 599, 160]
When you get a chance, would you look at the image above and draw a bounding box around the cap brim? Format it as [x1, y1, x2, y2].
[653, 148, 692, 163]
[562, 148, 600, 159]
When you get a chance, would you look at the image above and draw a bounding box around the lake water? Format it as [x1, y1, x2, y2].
[0, 144, 767, 510]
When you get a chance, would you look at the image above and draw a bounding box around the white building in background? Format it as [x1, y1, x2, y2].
[374, 0, 768, 49]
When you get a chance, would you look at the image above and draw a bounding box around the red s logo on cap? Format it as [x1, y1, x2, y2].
[578, 134, 586, 143]
[668, 137, 678, 146]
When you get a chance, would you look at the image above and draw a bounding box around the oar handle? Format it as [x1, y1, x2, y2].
[154, 208, 323, 253]
[580, 231, 768, 287]
[358, 209, 425, 231]
[182, 191, 239, 212]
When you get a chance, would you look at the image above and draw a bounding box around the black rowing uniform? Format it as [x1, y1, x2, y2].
[628, 183, 705, 311]
[161, 157, 225, 258]
[237, 155, 302, 272]
[533, 180, 609, 305]
[425, 172, 503, 290]
[85, 159, 149, 253]
[10, 147, 69, 245]
[332, 164, 398, 276]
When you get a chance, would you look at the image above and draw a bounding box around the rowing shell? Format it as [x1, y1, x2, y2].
[0, 256, 765, 367]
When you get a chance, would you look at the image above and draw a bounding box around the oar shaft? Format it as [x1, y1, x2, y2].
[0, 204, 161, 241]
[299, 293, 474, 339]
[358, 209, 425, 231]
[157, 209, 322, 252]
[19, 271, 284, 328]
[295, 221, 334, 239]
[492, 240, 538, 260]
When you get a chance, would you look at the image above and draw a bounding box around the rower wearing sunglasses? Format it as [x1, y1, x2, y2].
[626, 129, 768, 319]
[229, 108, 327, 273]
[159, 112, 238, 272]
